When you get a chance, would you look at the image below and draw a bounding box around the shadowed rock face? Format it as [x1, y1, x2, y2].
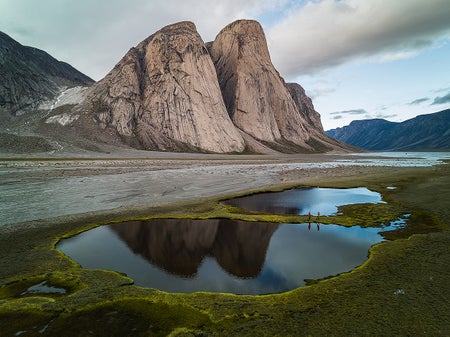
[286, 82, 324, 133]
[209, 20, 310, 148]
[0, 31, 93, 116]
[85, 21, 245, 153]
[110, 219, 279, 278]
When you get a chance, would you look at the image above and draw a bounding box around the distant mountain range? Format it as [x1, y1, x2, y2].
[326, 109, 450, 151]
[0, 22, 352, 154]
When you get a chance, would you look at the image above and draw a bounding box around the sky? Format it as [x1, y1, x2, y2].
[1, 0, 450, 130]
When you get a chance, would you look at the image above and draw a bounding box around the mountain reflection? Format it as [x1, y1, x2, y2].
[110, 219, 279, 278]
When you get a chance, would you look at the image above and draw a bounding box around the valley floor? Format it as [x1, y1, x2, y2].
[0, 152, 449, 336]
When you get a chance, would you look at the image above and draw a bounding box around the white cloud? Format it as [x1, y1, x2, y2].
[0, 0, 286, 80]
[267, 0, 450, 78]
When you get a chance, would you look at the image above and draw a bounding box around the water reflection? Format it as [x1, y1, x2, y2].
[58, 218, 402, 294]
[111, 219, 278, 278]
[223, 187, 383, 215]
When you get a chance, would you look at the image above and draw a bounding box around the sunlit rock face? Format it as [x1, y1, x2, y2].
[76, 19, 350, 154]
[209, 20, 313, 150]
[111, 219, 279, 278]
[84, 22, 245, 153]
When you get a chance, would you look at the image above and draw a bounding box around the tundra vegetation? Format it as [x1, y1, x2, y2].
[0, 162, 449, 336]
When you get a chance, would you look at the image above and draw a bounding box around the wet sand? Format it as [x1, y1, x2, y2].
[0, 152, 422, 228]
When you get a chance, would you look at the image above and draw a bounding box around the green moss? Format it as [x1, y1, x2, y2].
[1, 164, 449, 336]
[39, 299, 212, 337]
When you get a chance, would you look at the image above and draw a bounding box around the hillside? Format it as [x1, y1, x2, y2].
[327, 109, 450, 151]
[0, 31, 94, 116]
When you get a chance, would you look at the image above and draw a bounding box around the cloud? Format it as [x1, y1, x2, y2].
[408, 98, 430, 105]
[329, 109, 368, 116]
[0, 0, 287, 80]
[432, 92, 450, 105]
[373, 113, 398, 119]
[267, 0, 450, 78]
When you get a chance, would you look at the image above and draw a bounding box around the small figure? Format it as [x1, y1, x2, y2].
[316, 211, 321, 222]
[308, 211, 311, 221]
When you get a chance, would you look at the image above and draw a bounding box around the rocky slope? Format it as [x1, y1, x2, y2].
[0, 31, 94, 116]
[80, 22, 245, 153]
[327, 109, 450, 151]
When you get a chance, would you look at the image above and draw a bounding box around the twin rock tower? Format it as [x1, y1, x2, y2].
[80, 20, 345, 153]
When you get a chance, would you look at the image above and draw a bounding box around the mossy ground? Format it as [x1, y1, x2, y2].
[1, 163, 449, 336]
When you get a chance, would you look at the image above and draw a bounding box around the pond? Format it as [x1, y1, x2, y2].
[223, 187, 383, 215]
[57, 217, 406, 295]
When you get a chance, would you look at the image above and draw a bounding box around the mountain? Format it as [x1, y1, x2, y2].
[79, 21, 245, 153]
[327, 109, 450, 151]
[0, 21, 352, 155]
[0, 31, 94, 116]
[208, 20, 342, 153]
[72, 20, 350, 153]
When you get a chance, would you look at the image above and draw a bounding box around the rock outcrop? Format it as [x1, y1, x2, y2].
[286, 82, 323, 132]
[83, 22, 245, 153]
[0, 31, 94, 116]
[209, 20, 314, 151]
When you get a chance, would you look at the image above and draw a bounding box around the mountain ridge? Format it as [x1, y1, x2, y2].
[0, 31, 94, 116]
[0, 22, 353, 155]
[327, 109, 450, 151]
[74, 19, 351, 154]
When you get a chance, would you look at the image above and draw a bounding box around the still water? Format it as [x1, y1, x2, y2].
[58, 217, 404, 295]
[223, 187, 383, 215]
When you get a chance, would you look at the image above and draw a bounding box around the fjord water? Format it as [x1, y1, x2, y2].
[224, 187, 383, 215]
[58, 187, 403, 295]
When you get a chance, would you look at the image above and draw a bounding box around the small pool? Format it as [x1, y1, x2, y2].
[57, 217, 405, 295]
[223, 187, 383, 216]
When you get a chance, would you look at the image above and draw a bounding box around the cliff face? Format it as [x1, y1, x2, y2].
[209, 20, 311, 149]
[0, 31, 93, 116]
[85, 22, 245, 153]
[286, 82, 324, 132]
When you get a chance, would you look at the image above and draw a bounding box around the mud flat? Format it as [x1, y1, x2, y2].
[0, 152, 449, 336]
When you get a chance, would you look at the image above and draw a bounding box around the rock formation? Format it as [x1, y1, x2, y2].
[209, 20, 315, 151]
[83, 21, 245, 153]
[286, 82, 324, 132]
[0, 31, 94, 116]
[0, 21, 352, 154]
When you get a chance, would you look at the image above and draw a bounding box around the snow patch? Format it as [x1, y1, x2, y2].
[39, 86, 89, 112]
[46, 113, 79, 126]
